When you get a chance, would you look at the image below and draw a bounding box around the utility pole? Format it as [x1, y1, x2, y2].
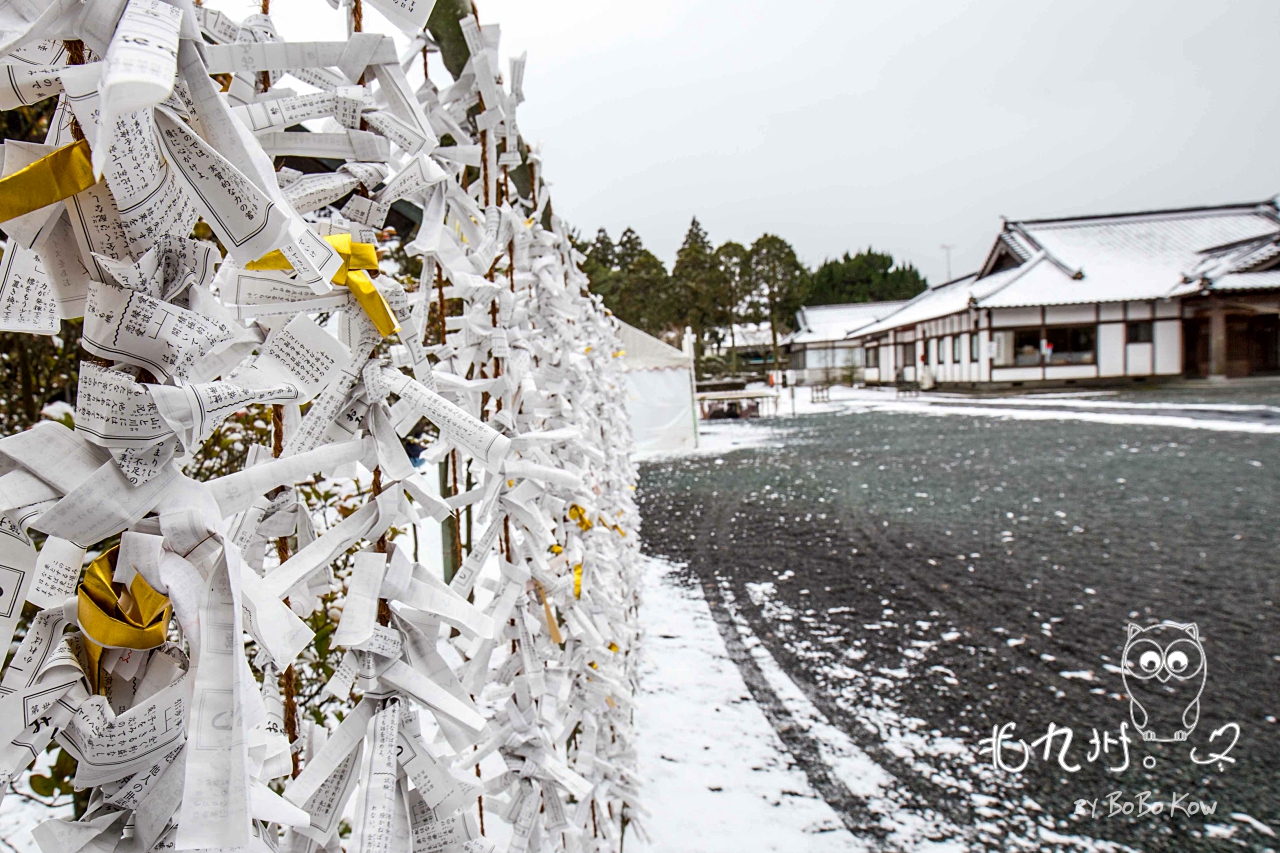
[941, 244, 954, 282]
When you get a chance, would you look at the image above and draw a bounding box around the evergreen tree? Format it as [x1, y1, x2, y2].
[589, 226, 616, 270]
[714, 241, 749, 373]
[807, 248, 927, 305]
[614, 228, 676, 336]
[671, 217, 726, 374]
[746, 234, 808, 373]
[577, 227, 675, 338]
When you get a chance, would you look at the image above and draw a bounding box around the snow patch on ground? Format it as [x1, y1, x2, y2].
[634, 557, 867, 851]
[729, 578, 1136, 853]
[640, 384, 1280, 468]
[634, 418, 790, 462]
[783, 384, 1280, 433]
[1, 760, 73, 852]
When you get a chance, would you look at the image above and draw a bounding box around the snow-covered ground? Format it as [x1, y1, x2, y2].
[634, 558, 869, 852]
[639, 383, 1280, 466]
[710, 384, 1280, 437]
[635, 384, 1280, 851]
[0, 756, 72, 853]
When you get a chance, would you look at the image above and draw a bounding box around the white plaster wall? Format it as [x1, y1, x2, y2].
[1098, 323, 1125, 376]
[990, 367, 1042, 382]
[1045, 304, 1096, 325]
[1154, 320, 1182, 374]
[1126, 342, 1153, 375]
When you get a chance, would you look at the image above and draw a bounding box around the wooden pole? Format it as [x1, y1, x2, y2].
[259, 0, 271, 93]
[470, 10, 488, 833]
[272, 404, 301, 778]
[63, 40, 86, 141]
[435, 264, 463, 582]
[364, 338, 392, 624]
[353, 0, 367, 88]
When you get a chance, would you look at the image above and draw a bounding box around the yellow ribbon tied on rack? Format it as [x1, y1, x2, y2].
[567, 504, 593, 532]
[0, 139, 96, 225]
[247, 233, 400, 337]
[77, 546, 172, 693]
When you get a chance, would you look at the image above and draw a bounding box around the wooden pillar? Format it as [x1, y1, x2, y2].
[1209, 298, 1227, 379]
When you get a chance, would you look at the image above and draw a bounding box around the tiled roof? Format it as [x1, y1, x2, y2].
[791, 301, 908, 344]
[1232, 240, 1280, 272]
[980, 254, 1154, 307]
[852, 201, 1280, 334]
[718, 322, 779, 349]
[1169, 270, 1280, 296]
[1003, 230, 1038, 261]
[1208, 271, 1280, 292]
[849, 273, 1008, 339]
[1019, 205, 1278, 288]
[1184, 233, 1280, 282]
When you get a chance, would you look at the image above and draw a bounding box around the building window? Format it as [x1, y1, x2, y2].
[1045, 324, 1097, 365]
[928, 338, 937, 366]
[939, 336, 949, 364]
[865, 346, 878, 368]
[952, 335, 962, 363]
[1127, 321, 1153, 344]
[1013, 328, 1042, 365]
[970, 332, 980, 362]
[990, 329, 1043, 366]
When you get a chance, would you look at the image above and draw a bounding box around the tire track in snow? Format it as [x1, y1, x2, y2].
[690, 569, 896, 843]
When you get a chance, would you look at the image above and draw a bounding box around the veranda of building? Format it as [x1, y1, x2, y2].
[847, 200, 1280, 389]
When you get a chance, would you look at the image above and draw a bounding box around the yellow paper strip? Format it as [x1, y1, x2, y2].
[78, 547, 172, 653]
[0, 139, 95, 224]
[247, 233, 379, 281]
[247, 235, 394, 334]
[346, 269, 400, 337]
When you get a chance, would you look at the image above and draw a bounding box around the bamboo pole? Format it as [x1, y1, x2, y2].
[63, 40, 86, 141]
[272, 404, 302, 778]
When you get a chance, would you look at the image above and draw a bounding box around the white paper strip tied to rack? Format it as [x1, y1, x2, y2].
[0, 0, 645, 850]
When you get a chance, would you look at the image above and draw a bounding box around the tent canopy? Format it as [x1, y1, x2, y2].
[614, 321, 697, 455]
[615, 322, 690, 371]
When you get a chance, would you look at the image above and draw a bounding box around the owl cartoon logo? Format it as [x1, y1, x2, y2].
[1121, 622, 1207, 742]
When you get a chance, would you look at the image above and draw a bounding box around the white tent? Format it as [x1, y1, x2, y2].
[616, 321, 698, 455]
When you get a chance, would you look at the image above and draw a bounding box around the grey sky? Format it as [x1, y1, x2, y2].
[261, 0, 1280, 285]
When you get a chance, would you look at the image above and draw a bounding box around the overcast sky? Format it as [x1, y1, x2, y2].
[252, 0, 1280, 284]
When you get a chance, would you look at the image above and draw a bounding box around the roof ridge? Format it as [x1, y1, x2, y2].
[804, 300, 908, 310]
[1013, 200, 1275, 228]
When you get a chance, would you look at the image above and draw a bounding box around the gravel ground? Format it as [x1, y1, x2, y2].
[638, 404, 1280, 852]
[1107, 380, 1280, 408]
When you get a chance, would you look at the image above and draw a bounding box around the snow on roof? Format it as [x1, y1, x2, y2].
[1003, 204, 1279, 303]
[615, 321, 691, 371]
[851, 200, 1280, 336]
[1182, 230, 1280, 284]
[790, 301, 908, 345]
[849, 272, 1006, 339]
[1170, 269, 1280, 296]
[978, 255, 1097, 307]
[716, 322, 779, 349]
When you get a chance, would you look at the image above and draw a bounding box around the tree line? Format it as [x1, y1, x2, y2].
[577, 218, 928, 375]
